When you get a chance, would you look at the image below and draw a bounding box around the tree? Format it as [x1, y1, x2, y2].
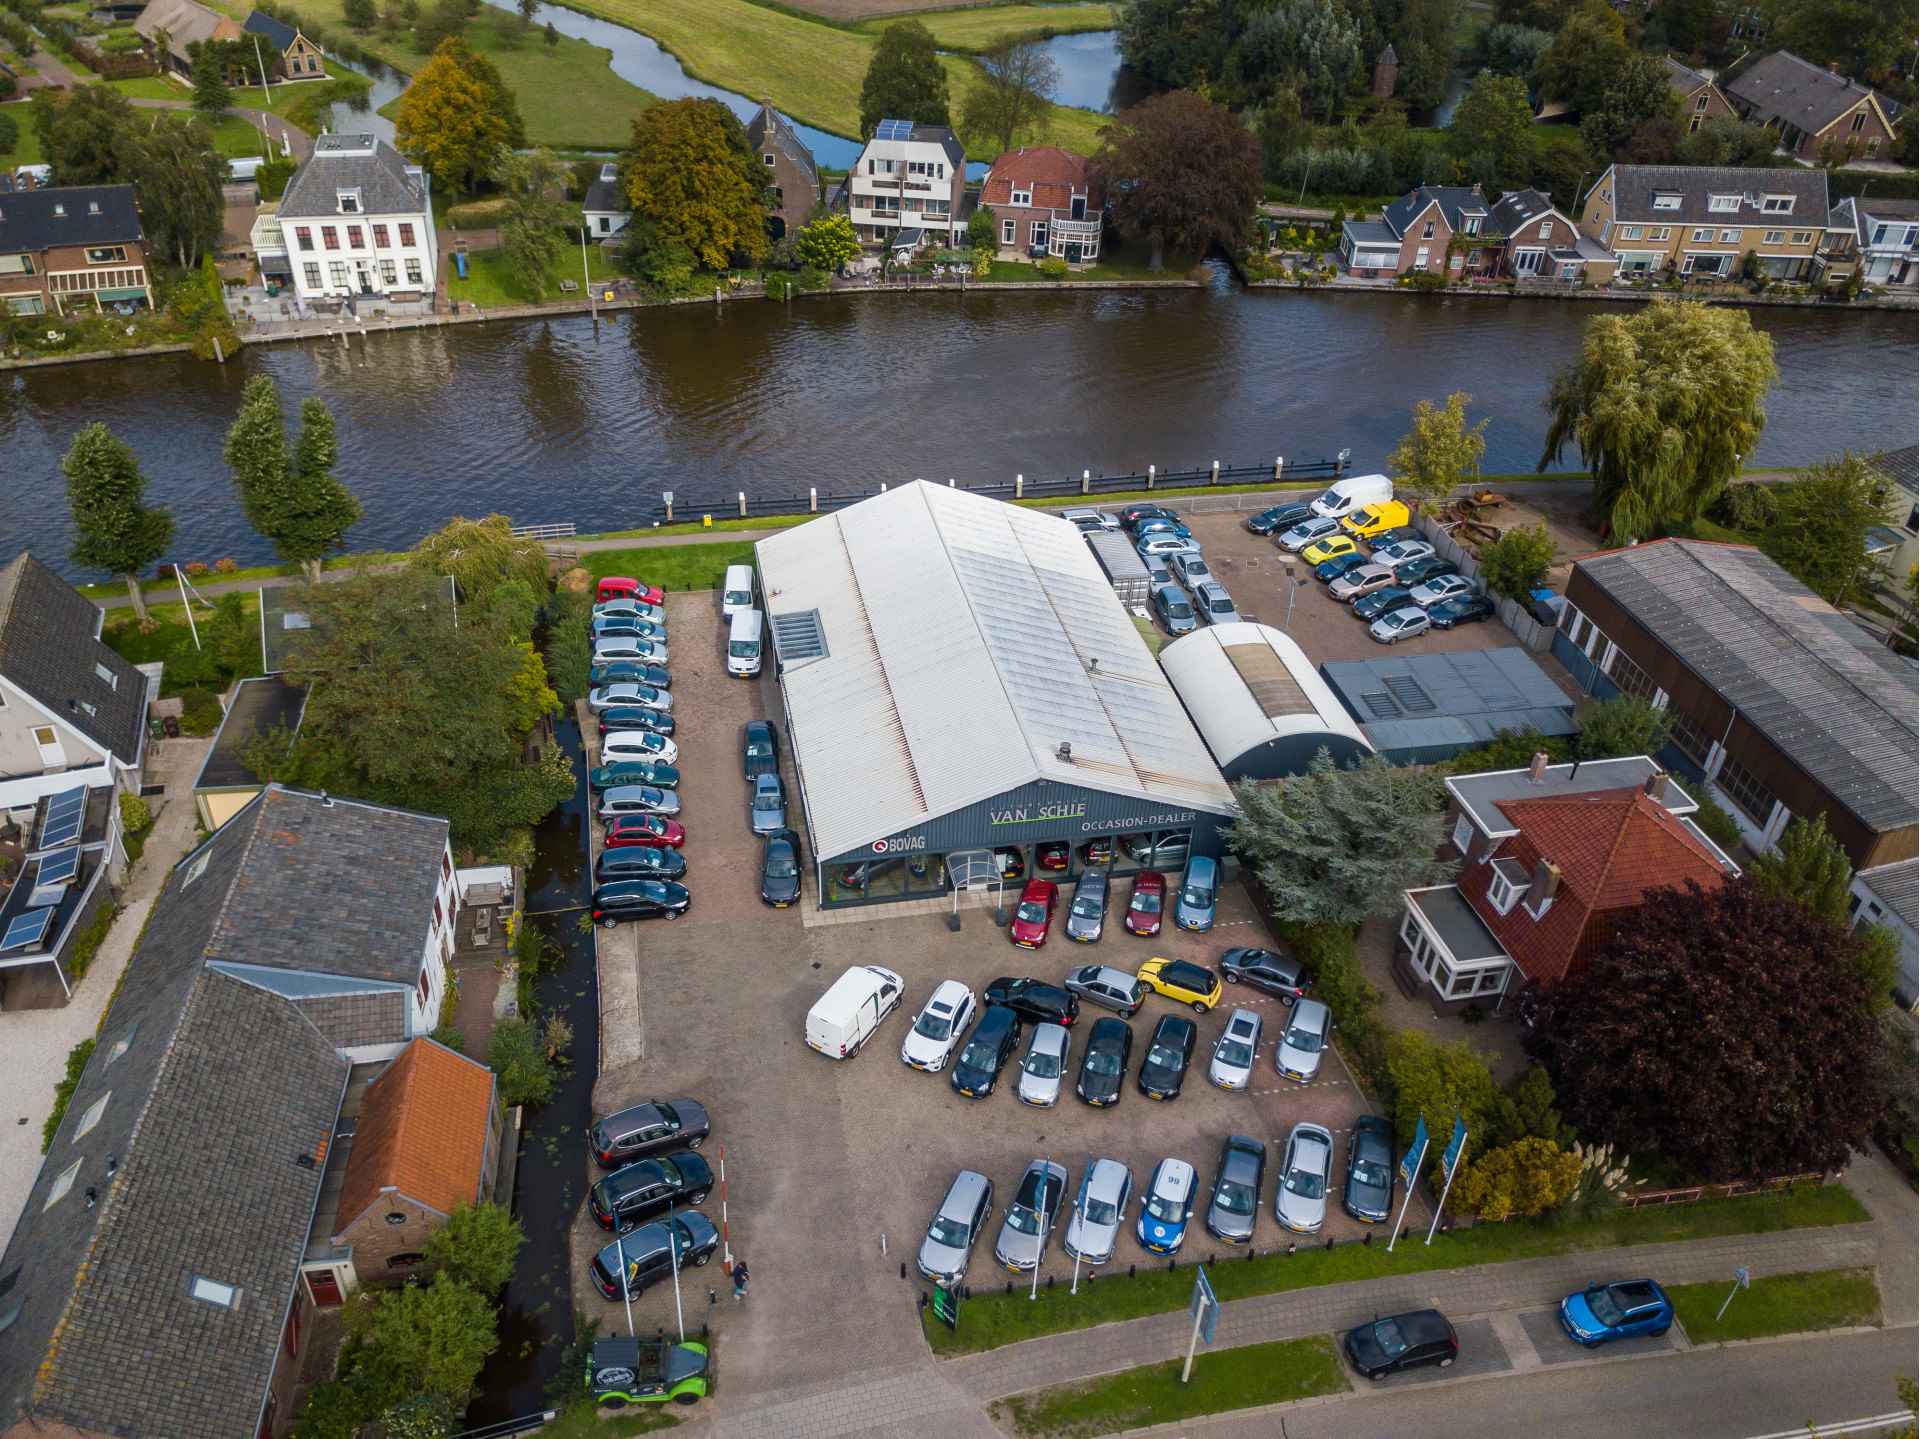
[0, 112, 17, 157]
[414, 0, 469, 51]
[1676, 117, 1779, 168]
[32, 85, 138, 186]
[123, 114, 228, 268]
[1450, 70, 1534, 185]
[1116, 0, 1232, 91]
[1095, 91, 1260, 270]
[1536, 0, 1630, 114]
[1529, 877, 1884, 1181]
[1386, 392, 1489, 510]
[1747, 813, 1852, 926]
[1455, 1137, 1582, 1219]
[1232, 0, 1361, 119]
[1393, 0, 1462, 113]
[394, 37, 523, 195]
[345, 1273, 498, 1407]
[793, 213, 860, 272]
[621, 99, 769, 271]
[487, 1016, 557, 1105]
[1229, 749, 1455, 928]
[1540, 303, 1779, 540]
[63, 424, 174, 620]
[1477, 522, 1555, 600]
[1758, 0, 1915, 86]
[224, 378, 362, 580]
[1487, 1064, 1575, 1149]
[959, 38, 1058, 155]
[1254, 83, 1311, 177]
[515, 0, 535, 23]
[189, 42, 232, 116]
[1760, 454, 1895, 607]
[1480, 22, 1551, 79]
[966, 204, 998, 253]
[1580, 53, 1680, 158]
[543, 18, 557, 44]
[494, 147, 573, 298]
[406, 514, 549, 608]
[615, 213, 696, 292]
[378, 1395, 457, 1439]
[424, 1202, 524, 1297]
[343, 0, 378, 29]
[1573, 695, 1672, 760]
[1384, 1030, 1500, 1178]
[858, 19, 949, 138]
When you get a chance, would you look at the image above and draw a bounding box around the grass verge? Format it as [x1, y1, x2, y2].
[863, 3, 1116, 52]
[992, 1335, 1346, 1439]
[983, 242, 1202, 285]
[922, 1184, 1869, 1356]
[1669, 1268, 1881, 1344]
[531, 1399, 679, 1436]
[581, 541, 758, 592]
[448, 243, 619, 307]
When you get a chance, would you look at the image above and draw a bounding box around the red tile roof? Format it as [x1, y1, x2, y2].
[335, 1038, 496, 1230]
[980, 146, 1101, 213]
[1460, 786, 1733, 984]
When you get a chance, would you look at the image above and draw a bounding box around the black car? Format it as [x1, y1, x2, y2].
[1075, 1016, 1133, 1106]
[1118, 503, 1180, 531]
[591, 1098, 711, 1168]
[1365, 525, 1423, 551]
[597, 847, 688, 883]
[1428, 593, 1498, 629]
[588, 1149, 716, 1233]
[590, 1213, 720, 1300]
[1137, 1014, 1196, 1100]
[760, 827, 802, 907]
[600, 706, 676, 738]
[1315, 552, 1371, 583]
[743, 719, 782, 778]
[1343, 1114, 1396, 1223]
[1220, 947, 1308, 1002]
[1345, 1309, 1459, 1380]
[592, 879, 691, 926]
[589, 661, 671, 690]
[950, 1004, 1021, 1099]
[984, 976, 1080, 1028]
[1394, 556, 1459, 587]
[1352, 584, 1417, 621]
[1245, 502, 1315, 535]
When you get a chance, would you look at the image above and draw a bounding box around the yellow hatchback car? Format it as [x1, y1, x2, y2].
[1341, 499, 1412, 539]
[1299, 533, 1359, 566]
[1136, 957, 1224, 1014]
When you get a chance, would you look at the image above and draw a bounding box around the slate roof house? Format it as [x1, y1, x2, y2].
[1724, 49, 1899, 163]
[1482, 187, 1615, 284]
[746, 100, 819, 243]
[1399, 755, 1739, 1007]
[0, 184, 153, 318]
[1849, 857, 1918, 1010]
[1664, 55, 1737, 132]
[980, 145, 1104, 263]
[1554, 539, 1918, 868]
[1339, 184, 1493, 278]
[582, 161, 631, 240]
[1822, 195, 1919, 290]
[1866, 445, 1919, 581]
[242, 10, 327, 82]
[1578, 163, 1832, 280]
[0, 785, 483, 1438]
[133, 0, 242, 77]
[276, 134, 438, 308]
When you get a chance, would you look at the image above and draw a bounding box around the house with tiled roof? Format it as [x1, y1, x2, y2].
[1482, 187, 1616, 284]
[242, 10, 327, 83]
[1398, 754, 1740, 1007]
[1664, 55, 1737, 133]
[134, 0, 242, 78]
[1724, 49, 1899, 163]
[1578, 163, 1832, 280]
[746, 100, 819, 243]
[980, 145, 1104, 264]
[1339, 184, 1494, 278]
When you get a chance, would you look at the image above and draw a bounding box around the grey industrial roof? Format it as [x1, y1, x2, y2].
[1573, 539, 1918, 831]
[1868, 445, 1918, 501]
[746, 101, 818, 183]
[1407, 885, 1507, 963]
[195, 675, 308, 791]
[1857, 858, 1918, 933]
[1726, 49, 1895, 136]
[1383, 185, 1486, 239]
[1597, 164, 1828, 225]
[1160, 622, 1370, 773]
[1320, 648, 1577, 753]
[278, 136, 424, 220]
[0, 552, 147, 766]
[0, 185, 144, 255]
[1448, 755, 1691, 837]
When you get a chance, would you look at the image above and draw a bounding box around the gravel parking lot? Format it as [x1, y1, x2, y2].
[578, 586, 1406, 1405]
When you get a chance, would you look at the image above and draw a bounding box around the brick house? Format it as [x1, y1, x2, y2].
[1338, 184, 1494, 278]
[1724, 50, 1899, 164]
[242, 11, 327, 83]
[1398, 755, 1739, 1008]
[0, 185, 152, 319]
[1483, 187, 1616, 283]
[1664, 55, 1738, 134]
[1578, 163, 1831, 280]
[745, 100, 819, 242]
[978, 146, 1104, 263]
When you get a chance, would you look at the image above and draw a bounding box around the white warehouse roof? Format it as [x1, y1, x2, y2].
[755, 482, 1235, 861]
[1160, 622, 1371, 780]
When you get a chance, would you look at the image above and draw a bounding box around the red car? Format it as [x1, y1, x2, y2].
[1036, 842, 1070, 872]
[1008, 879, 1058, 949]
[1124, 870, 1166, 936]
[604, 814, 685, 849]
[596, 576, 666, 606]
[1082, 836, 1114, 866]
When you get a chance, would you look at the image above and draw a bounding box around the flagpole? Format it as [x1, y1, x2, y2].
[1386, 1136, 1425, 1252]
[667, 1206, 686, 1341]
[617, 1230, 634, 1337]
[1029, 1158, 1049, 1301]
[1426, 1145, 1462, 1245]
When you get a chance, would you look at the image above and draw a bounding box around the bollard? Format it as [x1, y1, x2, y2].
[899, 1262, 906, 1280]
[1246, 1246, 1255, 1262]
[1047, 1274, 1054, 1290]
[1287, 1242, 1297, 1256]
[1275, 455, 1285, 481]
[1211, 459, 1221, 485]
[809, 486, 818, 513]
[1168, 1258, 1176, 1273]
[1016, 473, 1024, 499]
[919, 1293, 928, 1310]
[1005, 1281, 1012, 1296]
[1326, 1236, 1335, 1251]
[1082, 469, 1091, 495]
[738, 491, 747, 519]
[881, 482, 888, 493]
[1128, 1264, 1136, 1279]
[1147, 464, 1155, 490]
[948, 477, 956, 487]
[714, 287, 722, 304]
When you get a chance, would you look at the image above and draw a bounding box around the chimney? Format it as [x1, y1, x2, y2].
[1528, 751, 1550, 783]
[1524, 859, 1561, 913]
[1643, 766, 1666, 799]
[1056, 742, 1072, 762]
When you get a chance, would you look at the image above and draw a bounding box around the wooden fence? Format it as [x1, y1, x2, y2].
[1618, 1171, 1835, 1210]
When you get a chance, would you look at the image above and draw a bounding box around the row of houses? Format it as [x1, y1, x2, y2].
[132, 0, 327, 85]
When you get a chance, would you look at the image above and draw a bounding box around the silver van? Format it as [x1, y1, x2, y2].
[917, 1169, 993, 1284]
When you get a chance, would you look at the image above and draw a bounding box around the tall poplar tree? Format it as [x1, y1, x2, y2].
[225, 378, 362, 581]
[63, 424, 175, 620]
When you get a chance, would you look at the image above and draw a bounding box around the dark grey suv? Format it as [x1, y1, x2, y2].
[1220, 947, 1307, 1002]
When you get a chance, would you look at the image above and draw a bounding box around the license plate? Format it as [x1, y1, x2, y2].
[1014, 940, 1035, 949]
[959, 1088, 975, 1097]
[1147, 1091, 1165, 1101]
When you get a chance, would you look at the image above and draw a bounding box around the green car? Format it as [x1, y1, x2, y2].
[587, 1335, 710, 1408]
[589, 760, 680, 792]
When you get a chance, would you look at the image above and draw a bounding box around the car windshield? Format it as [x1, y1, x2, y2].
[1015, 901, 1046, 924]
[1086, 1049, 1122, 1077]
[1373, 1319, 1409, 1358]
[1180, 886, 1208, 908]
[1207, 595, 1233, 614]
[1285, 1024, 1324, 1054]
[1071, 896, 1101, 919]
[753, 793, 780, 812]
[657, 1158, 683, 1185]
[1285, 1163, 1326, 1200]
[1167, 601, 1193, 619]
[1146, 1044, 1182, 1069]
[1215, 1177, 1255, 1215]
[1146, 1187, 1186, 1221]
[959, 1040, 996, 1069]
[1083, 1195, 1119, 1226]
[928, 1216, 970, 1249]
[1023, 1049, 1061, 1078]
[913, 1011, 953, 1041]
[1584, 1287, 1626, 1326]
[1216, 1039, 1254, 1068]
[726, 589, 752, 605]
[1130, 891, 1162, 914]
[766, 850, 797, 878]
[1006, 1203, 1043, 1235]
[1352, 1158, 1391, 1188]
[728, 640, 757, 658]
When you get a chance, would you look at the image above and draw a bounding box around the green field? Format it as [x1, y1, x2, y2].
[448, 242, 619, 306]
[1, 119, 47, 167]
[106, 60, 367, 115]
[982, 240, 1199, 284]
[1669, 1268, 1881, 1344]
[993, 1336, 1346, 1438]
[583, 541, 759, 592]
[867, 3, 1116, 52]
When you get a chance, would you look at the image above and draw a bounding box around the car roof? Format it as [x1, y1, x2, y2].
[1086, 1158, 1128, 1195]
[599, 878, 677, 898]
[1089, 1015, 1130, 1041]
[1289, 1122, 1334, 1150]
[1030, 1021, 1069, 1051]
[1132, 870, 1165, 888]
[1151, 1013, 1196, 1041]
[1019, 878, 1056, 900]
[1161, 960, 1215, 986]
[927, 979, 970, 1007]
[1077, 963, 1136, 985]
[975, 1003, 1019, 1033]
[939, 1169, 992, 1214]
[1290, 997, 1331, 1027]
[1224, 1133, 1264, 1161]
[1393, 1310, 1454, 1342]
[1224, 1008, 1261, 1035]
[1152, 1157, 1197, 1191]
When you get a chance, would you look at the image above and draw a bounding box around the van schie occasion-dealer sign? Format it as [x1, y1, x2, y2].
[833, 779, 1225, 865]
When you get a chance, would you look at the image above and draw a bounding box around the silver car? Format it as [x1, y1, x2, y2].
[1191, 580, 1239, 625]
[1208, 1007, 1263, 1090]
[1063, 964, 1143, 1016]
[993, 1158, 1068, 1271]
[917, 1169, 993, 1284]
[1016, 1022, 1071, 1106]
[1276, 998, 1332, 1083]
[1276, 1123, 1334, 1234]
[1375, 538, 1437, 571]
[598, 785, 681, 821]
[1328, 563, 1397, 603]
[588, 682, 673, 714]
[1170, 551, 1213, 591]
[1137, 533, 1198, 559]
[1063, 1158, 1132, 1265]
[1369, 607, 1431, 645]
[1206, 1135, 1266, 1244]
[1064, 868, 1110, 943]
[1279, 516, 1341, 551]
[749, 774, 786, 835]
[1409, 573, 1474, 607]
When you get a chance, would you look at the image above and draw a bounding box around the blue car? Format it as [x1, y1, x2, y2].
[1135, 1157, 1199, 1255]
[1134, 517, 1194, 541]
[1174, 856, 1217, 932]
[1559, 1279, 1674, 1345]
[1315, 552, 1371, 583]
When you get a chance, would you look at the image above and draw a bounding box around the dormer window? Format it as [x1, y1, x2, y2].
[1486, 858, 1528, 915]
[600, 163, 617, 182]
[1707, 194, 1740, 212]
[1761, 194, 1793, 214]
[337, 190, 361, 214]
[1462, 217, 1480, 235]
[87, 201, 99, 215]
[52, 203, 66, 217]
[1011, 188, 1031, 206]
[1651, 192, 1680, 210]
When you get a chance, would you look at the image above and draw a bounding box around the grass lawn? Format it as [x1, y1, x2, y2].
[1669, 1268, 1881, 1344]
[535, 1398, 678, 1437]
[1, 120, 47, 168]
[99, 594, 267, 697]
[923, 1184, 1869, 1356]
[583, 541, 759, 592]
[983, 241, 1201, 284]
[864, 3, 1116, 51]
[993, 1335, 1346, 1439]
[106, 73, 192, 101]
[447, 242, 619, 306]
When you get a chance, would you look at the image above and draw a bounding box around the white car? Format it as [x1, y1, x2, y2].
[594, 599, 668, 624]
[1369, 607, 1431, 645]
[1016, 1022, 1071, 1106]
[1275, 1122, 1334, 1234]
[588, 682, 673, 714]
[1374, 539, 1437, 571]
[1208, 1007, 1263, 1090]
[1062, 508, 1120, 532]
[1278, 516, 1342, 551]
[599, 730, 678, 765]
[1063, 1158, 1132, 1265]
[1410, 574, 1474, 607]
[901, 980, 976, 1073]
[1136, 533, 1198, 559]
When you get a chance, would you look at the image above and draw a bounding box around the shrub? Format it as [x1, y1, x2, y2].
[539, 589, 590, 705]
[487, 1016, 556, 1106]
[64, 902, 117, 984]
[1282, 922, 1391, 1097]
[424, 1202, 524, 1297]
[1441, 728, 1571, 776]
[1477, 523, 1556, 600]
[1037, 257, 1069, 278]
[1574, 695, 1673, 761]
[1675, 776, 1745, 854]
[1455, 1137, 1582, 1220]
[118, 791, 152, 835]
[0, 112, 17, 152]
[1400, 271, 1448, 291]
[428, 1023, 467, 1053]
[42, 1038, 96, 1153]
[256, 156, 297, 201]
[1385, 1030, 1500, 1182]
[178, 687, 225, 736]
[1707, 481, 1778, 533]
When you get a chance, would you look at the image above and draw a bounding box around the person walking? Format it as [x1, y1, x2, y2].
[731, 1259, 750, 1301]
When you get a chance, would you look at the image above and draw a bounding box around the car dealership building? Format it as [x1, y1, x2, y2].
[754, 482, 1238, 910]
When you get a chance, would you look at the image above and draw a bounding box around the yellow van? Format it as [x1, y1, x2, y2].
[1342, 499, 1412, 539]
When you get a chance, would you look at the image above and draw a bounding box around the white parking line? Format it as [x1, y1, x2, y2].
[1741, 1415, 1915, 1439]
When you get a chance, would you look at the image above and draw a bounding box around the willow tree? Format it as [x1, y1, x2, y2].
[1539, 302, 1779, 541]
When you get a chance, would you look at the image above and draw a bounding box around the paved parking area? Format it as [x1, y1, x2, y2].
[1516, 1307, 1680, 1366]
[1365, 1317, 1511, 1388]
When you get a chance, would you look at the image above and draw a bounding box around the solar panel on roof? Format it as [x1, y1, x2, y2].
[876, 118, 914, 140]
[35, 848, 79, 886]
[47, 788, 84, 821]
[38, 813, 82, 850]
[1, 908, 54, 954]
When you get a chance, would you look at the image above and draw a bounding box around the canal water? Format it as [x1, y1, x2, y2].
[4, 285, 1914, 575]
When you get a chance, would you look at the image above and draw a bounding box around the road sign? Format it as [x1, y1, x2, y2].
[931, 1283, 960, 1332]
[1400, 1115, 1428, 1189]
[1189, 1266, 1219, 1345]
[1735, 1266, 1751, 1288]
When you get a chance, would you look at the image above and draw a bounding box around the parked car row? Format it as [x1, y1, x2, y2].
[1014, 857, 1221, 946]
[584, 1096, 721, 1301]
[1110, 505, 1243, 637]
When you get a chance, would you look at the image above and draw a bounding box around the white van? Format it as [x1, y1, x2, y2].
[721, 565, 755, 622]
[228, 155, 266, 183]
[805, 964, 905, 1059]
[1309, 473, 1394, 521]
[727, 608, 763, 679]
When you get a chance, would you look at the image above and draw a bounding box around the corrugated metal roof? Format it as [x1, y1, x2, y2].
[756, 484, 1234, 860]
[1158, 623, 1369, 771]
[1857, 858, 1917, 932]
[1320, 648, 1578, 751]
[1575, 540, 1917, 831]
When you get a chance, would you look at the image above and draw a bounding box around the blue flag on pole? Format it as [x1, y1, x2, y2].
[1399, 1114, 1428, 1188]
[1442, 1116, 1469, 1176]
